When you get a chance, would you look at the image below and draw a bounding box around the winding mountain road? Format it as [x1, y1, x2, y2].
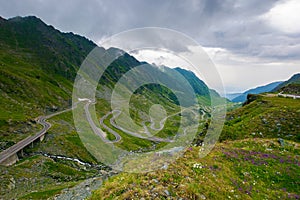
[99, 110, 174, 142]
[95, 107, 121, 143]
[0, 104, 76, 165]
[0, 99, 208, 165]
[98, 106, 205, 143]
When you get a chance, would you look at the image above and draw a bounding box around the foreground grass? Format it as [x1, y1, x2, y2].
[90, 138, 299, 199]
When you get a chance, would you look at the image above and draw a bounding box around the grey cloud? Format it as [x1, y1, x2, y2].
[0, 0, 298, 61]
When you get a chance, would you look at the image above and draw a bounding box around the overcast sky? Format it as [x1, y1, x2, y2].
[1, 0, 300, 94]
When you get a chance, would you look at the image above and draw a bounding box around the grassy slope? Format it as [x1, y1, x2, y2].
[278, 83, 300, 95]
[221, 95, 300, 142]
[91, 139, 299, 199]
[90, 95, 300, 199]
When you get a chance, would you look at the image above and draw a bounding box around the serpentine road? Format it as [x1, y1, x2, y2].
[0, 99, 207, 164]
[84, 101, 121, 143]
[98, 107, 204, 143]
[99, 110, 173, 142]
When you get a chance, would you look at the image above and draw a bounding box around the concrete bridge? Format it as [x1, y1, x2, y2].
[0, 117, 50, 166]
[0, 103, 78, 166]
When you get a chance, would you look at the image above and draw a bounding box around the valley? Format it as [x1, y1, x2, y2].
[0, 15, 299, 200]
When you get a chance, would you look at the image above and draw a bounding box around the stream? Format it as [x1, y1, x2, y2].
[42, 153, 94, 167]
[36, 153, 117, 200]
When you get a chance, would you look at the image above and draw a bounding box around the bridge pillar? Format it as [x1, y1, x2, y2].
[0, 153, 19, 166]
[40, 134, 45, 142]
[20, 149, 24, 157]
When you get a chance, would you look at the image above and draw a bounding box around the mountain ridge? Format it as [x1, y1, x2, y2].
[0, 15, 219, 148]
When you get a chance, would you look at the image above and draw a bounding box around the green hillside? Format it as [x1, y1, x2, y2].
[0, 16, 98, 147]
[278, 83, 300, 95]
[221, 94, 300, 142]
[0, 16, 104, 199]
[272, 73, 300, 95]
[90, 94, 300, 200]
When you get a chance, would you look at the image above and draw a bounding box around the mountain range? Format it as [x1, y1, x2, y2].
[231, 81, 283, 102]
[0, 16, 220, 149]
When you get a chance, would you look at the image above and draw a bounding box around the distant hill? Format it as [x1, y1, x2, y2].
[174, 67, 227, 105]
[232, 81, 282, 102]
[272, 73, 300, 95]
[174, 67, 209, 96]
[224, 93, 242, 101]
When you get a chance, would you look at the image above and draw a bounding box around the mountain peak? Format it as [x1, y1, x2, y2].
[9, 15, 43, 22]
[0, 16, 6, 21]
[290, 73, 300, 80]
[107, 47, 126, 56]
[6, 15, 50, 33]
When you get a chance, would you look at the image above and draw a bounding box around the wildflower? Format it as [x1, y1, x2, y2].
[243, 172, 249, 176]
[193, 163, 203, 169]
